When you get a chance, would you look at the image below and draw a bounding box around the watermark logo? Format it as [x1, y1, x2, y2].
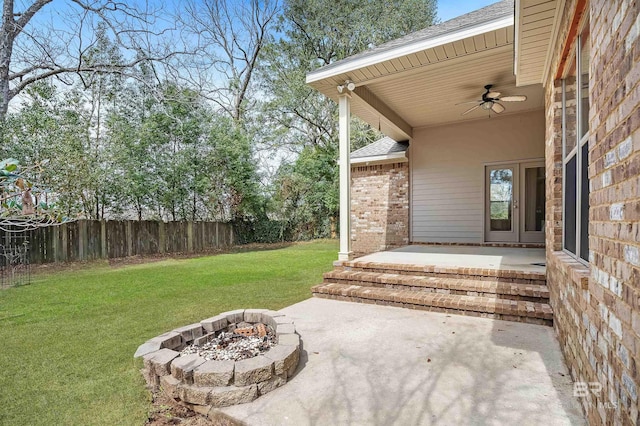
[573, 382, 601, 397]
[573, 382, 618, 409]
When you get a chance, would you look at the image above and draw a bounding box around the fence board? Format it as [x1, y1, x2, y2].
[0, 220, 234, 265]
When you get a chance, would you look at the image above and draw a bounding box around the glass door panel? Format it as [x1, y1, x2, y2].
[520, 162, 546, 243]
[485, 164, 518, 242]
[490, 168, 514, 231]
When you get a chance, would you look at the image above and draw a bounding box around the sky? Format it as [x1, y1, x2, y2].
[437, 0, 502, 21]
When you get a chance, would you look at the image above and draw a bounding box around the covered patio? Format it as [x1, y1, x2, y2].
[308, 0, 553, 327]
[356, 245, 546, 273]
[306, 0, 550, 260]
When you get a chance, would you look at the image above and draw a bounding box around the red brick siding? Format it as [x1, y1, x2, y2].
[350, 162, 409, 256]
[545, 0, 640, 424]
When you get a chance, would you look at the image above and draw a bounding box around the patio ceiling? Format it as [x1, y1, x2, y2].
[306, 1, 546, 140]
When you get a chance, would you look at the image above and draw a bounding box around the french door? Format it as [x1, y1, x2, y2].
[485, 161, 545, 243]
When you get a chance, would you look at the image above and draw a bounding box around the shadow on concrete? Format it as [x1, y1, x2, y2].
[220, 299, 585, 425]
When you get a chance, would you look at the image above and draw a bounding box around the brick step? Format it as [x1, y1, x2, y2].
[335, 260, 546, 285]
[323, 270, 549, 303]
[311, 283, 553, 326]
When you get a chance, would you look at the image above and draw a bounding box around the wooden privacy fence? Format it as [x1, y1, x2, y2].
[3, 220, 234, 264]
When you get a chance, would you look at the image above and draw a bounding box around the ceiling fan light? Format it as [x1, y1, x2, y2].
[491, 102, 505, 114]
[481, 101, 493, 110]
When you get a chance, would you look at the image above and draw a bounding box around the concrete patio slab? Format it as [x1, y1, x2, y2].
[219, 298, 584, 426]
[357, 245, 546, 273]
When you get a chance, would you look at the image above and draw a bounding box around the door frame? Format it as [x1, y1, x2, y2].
[482, 158, 545, 243]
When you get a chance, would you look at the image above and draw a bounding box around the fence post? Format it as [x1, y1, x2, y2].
[100, 220, 107, 259]
[126, 221, 133, 257]
[78, 220, 87, 261]
[52, 225, 59, 262]
[215, 222, 219, 248]
[230, 224, 233, 247]
[159, 221, 166, 254]
[201, 222, 205, 250]
[187, 222, 194, 252]
[61, 223, 68, 262]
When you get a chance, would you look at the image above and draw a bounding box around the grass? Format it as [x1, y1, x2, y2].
[0, 239, 338, 425]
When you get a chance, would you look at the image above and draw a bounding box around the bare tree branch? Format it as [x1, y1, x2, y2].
[0, 0, 180, 118]
[178, 0, 279, 123]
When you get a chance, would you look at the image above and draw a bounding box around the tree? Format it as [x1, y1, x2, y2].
[1, 82, 95, 217]
[0, 0, 268, 226]
[104, 81, 154, 221]
[206, 115, 263, 221]
[0, 0, 174, 118]
[261, 0, 438, 237]
[261, 0, 438, 150]
[179, 0, 279, 124]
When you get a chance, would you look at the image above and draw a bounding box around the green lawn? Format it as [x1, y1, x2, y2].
[0, 240, 337, 425]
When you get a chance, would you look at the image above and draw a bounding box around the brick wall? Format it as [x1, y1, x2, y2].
[350, 162, 409, 256]
[545, 0, 640, 424]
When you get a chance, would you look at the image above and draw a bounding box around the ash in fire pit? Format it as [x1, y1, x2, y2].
[135, 309, 301, 411]
[180, 322, 276, 361]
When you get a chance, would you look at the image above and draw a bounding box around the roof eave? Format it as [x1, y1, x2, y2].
[306, 15, 514, 85]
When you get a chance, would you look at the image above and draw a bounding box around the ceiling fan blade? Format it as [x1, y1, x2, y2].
[491, 102, 505, 114]
[499, 95, 527, 102]
[462, 104, 481, 115]
[487, 91, 501, 98]
[455, 100, 482, 105]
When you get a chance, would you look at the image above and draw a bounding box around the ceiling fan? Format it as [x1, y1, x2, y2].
[458, 84, 527, 116]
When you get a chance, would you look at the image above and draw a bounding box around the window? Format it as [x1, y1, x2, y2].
[562, 24, 590, 262]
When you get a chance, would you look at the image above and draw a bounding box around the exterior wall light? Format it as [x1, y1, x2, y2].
[337, 80, 356, 93]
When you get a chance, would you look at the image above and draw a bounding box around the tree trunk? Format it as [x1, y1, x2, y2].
[192, 191, 196, 221]
[0, 4, 15, 119]
[330, 215, 337, 239]
[0, 0, 54, 120]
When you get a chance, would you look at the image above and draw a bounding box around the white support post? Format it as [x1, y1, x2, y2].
[338, 92, 352, 261]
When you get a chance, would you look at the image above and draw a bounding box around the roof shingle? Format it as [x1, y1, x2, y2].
[351, 137, 409, 159]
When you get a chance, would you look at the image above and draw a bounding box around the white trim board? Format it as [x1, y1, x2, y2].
[351, 153, 408, 165]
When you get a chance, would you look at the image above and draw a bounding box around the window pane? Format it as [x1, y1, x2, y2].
[490, 168, 513, 231]
[564, 71, 577, 157]
[524, 167, 545, 232]
[580, 28, 590, 139]
[580, 144, 589, 260]
[564, 156, 577, 254]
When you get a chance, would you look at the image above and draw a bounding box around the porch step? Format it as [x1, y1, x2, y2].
[311, 282, 553, 326]
[323, 270, 549, 303]
[336, 260, 547, 285]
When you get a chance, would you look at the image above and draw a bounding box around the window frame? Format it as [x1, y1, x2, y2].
[562, 19, 590, 265]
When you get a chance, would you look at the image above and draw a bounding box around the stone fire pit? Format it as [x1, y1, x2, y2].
[134, 309, 300, 410]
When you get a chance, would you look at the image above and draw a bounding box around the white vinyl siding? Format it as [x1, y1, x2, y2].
[410, 110, 545, 243]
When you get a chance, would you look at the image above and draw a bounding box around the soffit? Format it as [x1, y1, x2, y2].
[310, 29, 544, 133]
[514, 0, 560, 86]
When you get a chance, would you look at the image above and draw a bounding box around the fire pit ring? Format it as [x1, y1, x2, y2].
[134, 309, 300, 409]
